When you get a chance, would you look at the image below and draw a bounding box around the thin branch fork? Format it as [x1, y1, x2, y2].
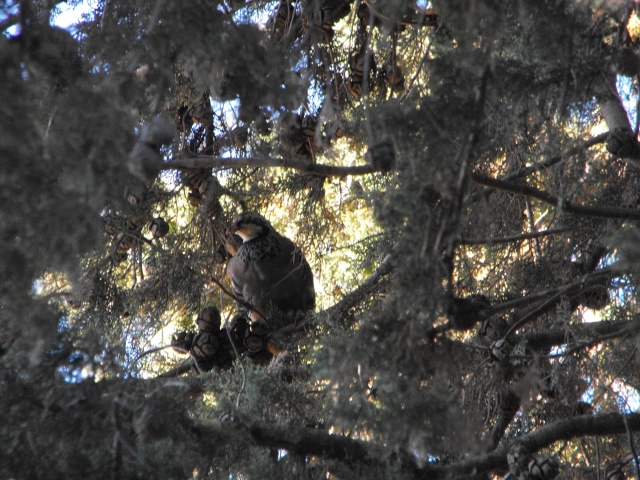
[501, 132, 609, 182]
[468, 133, 608, 206]
[488, 267, 617, 314]
[431, 267, 605, 338]
[471, 172, 640, 220]
[168, 155, 380, 178]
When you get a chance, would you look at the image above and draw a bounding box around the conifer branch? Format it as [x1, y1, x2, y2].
[432, 413, 640, 478]
[471, 172, 640, 219]
[460, 227, 568, 245]
[193, 418, 424, 476]
[168, 155, 379, 178]
[488, 267, 616, 314]
[501, 132, 609, 182]
[323, 244, 396, 320]
[192, 413, 640, 478]
[522, 317, 640, 352]
[0, 0, 68, 32]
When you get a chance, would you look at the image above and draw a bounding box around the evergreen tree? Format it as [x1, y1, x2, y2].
[3, 1, 640, 478]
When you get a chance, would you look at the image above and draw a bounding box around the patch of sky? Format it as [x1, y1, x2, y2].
[618, 75, 639, 130]
[612, 379, 640, 413]
[580, 380, 640, 414]
[1, 1, 96, 36]
[1, 2, 19, 36]
[52, 0, 97, 32]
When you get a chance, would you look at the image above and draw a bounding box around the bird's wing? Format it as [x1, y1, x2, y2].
[227, 235, 315, 316]
[264, 235, 315, 312]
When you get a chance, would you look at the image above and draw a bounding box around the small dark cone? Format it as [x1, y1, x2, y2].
[244, 332, 267, 352]
[365, 139, 396, 172]
[171, 331, 195, 354]
[606, 128, 640, 158]
[477, 315, 508, 344]
[196, 306, 221, 333]
[191, 332, 221, 358]
[449, 294, 491, 331]
[244, 321, 270, 352]
[150, 217, 169, 238]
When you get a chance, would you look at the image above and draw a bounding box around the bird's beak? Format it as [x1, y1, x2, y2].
[226, 224, 238, 235]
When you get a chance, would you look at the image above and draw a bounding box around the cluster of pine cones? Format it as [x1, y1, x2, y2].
[171, 307, 274, 372]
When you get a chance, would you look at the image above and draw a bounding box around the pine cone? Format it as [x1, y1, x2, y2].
[196, 307, 221, 333]
[171, 331, 195, 354]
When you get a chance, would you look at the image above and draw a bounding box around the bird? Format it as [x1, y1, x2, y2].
[226, 212, 315, 324]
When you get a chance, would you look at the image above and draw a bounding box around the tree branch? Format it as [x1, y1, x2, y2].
[471, 172, 640, 220]
[501, 132, 609, 182]
[167, 155, 380, 178]
[523, 317, 640, 352]
[193, 418, 425, 476]
[460, 227, 568, 245]
[468, 133, 609, 206]
[156, 358, 194, 378]
[433, 413, 640, 478]
[323, 244, 396, 320]
[488, 267, 616, 315]
[192, 413, 640, 479]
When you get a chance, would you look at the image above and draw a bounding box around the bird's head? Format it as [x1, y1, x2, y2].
[226, 212, 273, 242]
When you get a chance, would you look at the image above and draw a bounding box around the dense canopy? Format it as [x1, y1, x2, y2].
[3, 1, 640, 479]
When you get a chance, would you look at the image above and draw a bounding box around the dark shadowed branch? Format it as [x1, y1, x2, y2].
[522, 317, 640, 353]
[192, 417, 426, 476]
[487, 267, 617, 314]
[436, 413, 640, 478]
[191, 413, 640, 479]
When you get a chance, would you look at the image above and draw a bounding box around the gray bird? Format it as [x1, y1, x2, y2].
[226, 212, 315, 324]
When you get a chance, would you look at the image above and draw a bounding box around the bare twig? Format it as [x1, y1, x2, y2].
[128, 344, 175, 368]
